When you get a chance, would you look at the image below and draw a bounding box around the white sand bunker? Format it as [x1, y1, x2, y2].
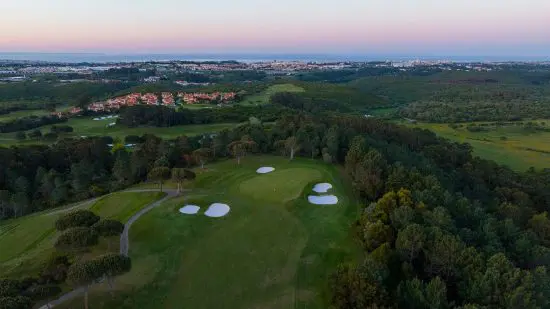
[308, 195, 339, 205]
[179, 205, 200, 215]
[313, 183, 333, 193]
[204, 203, 231, 217]
[256, 167, 275, 174]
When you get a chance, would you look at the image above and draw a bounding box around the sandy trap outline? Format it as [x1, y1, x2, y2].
[256, 166, 275, 174]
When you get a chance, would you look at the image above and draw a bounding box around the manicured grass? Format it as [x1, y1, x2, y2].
[0, 191, 165, 278]
[238, 83, 305, 106]
[0, 109, 50, 123]
[62, 156, 360, 309]
[0, 117, 238, 145]
[179, 103, 215, 110]
[406, 121, 550, 171]
[89, 191, 166, 222]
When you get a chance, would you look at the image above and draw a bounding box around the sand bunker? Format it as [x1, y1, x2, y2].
[179, 205, 200, 214]
[312, 183, 332, 193]
[308, 195, 338, 205]
[256, 167, 275, 174]
[204, 203, 230, 217]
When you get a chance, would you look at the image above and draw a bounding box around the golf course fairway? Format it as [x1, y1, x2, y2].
[58, 156, 360, 309]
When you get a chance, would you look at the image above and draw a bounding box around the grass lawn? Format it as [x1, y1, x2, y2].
[0, 191, 165, 279]
[89, 191, 165, 222]
[0, 109, 50, 123]
[0, 117, 238, 145]
[238, 83, 305, 106]
[406, 121, 550, 171]
[179, 103, 215, 110]
[61, 156, 360, 309]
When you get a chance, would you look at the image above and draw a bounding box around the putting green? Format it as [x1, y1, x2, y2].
[60, 156, 360, 309]
[239, 168, 322, 203]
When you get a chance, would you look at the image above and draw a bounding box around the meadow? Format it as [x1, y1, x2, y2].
[0, 191, 164, 279]
[238, 83, 305, 106]
[58, 156, 360, 309]
[407, 121, 550, 171]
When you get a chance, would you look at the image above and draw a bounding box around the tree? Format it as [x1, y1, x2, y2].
[67, 260, 102, 309]
[71, 160, 94, 194]
[55, 210, 100, 231]
[54, 227, 99, 252]
[147, 167, 171, 192]
[14, 131, 26, 141]
[397, 277, 448, 309]
[96, 253, 131, 291]
[28, 129, 42, 140]
[112, 151, 132, 185]
[92, 219, 124, 250]
[354, 150, 387, 201]
[192, 148, 211, 169]
[227, 135, 256, 164]
[361, 220, 394, 252]
[396, 224, 426, 263]
[171, 168, 196, 194]
[345, 136, 366, 174]
[67, 254, 131, 309]
[529, 212, 550, 246]
[0, 296, 33, 309]
[275, 136, 301, 160]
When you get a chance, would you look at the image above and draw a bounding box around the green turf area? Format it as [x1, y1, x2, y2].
[179, 103, 216, 110]
[238, 83, 305, 106]
[407, 121, 550, 171]
[89, 191, 165, 222]
[0, 191, 165, 278]
[61, 156, 360, 309]
[0, 116, 238, 145]
[0, 109, 50, 123]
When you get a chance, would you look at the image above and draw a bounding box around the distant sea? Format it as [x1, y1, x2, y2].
[0, 52, 548, 63]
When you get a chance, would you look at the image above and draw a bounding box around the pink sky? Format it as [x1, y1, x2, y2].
[1, 0, 549, 55]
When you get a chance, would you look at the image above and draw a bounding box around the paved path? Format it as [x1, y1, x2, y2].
[119, 189, 177, 256]
[38, 189, 178, 309]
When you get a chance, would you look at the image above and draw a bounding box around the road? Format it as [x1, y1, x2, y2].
[38, 189, 178, 309]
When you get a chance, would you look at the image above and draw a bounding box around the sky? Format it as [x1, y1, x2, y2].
[1, 0, 550, 57]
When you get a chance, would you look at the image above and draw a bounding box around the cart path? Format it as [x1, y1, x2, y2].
[38, 189, 179, 309]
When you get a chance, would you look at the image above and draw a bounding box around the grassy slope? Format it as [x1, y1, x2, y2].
[64, 156, 360, 309]
[238, 83, 305, 106]
[0, 191, 165, 278]
[408, 121, 550, 171]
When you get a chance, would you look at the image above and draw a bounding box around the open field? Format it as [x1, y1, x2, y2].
[0, 115, 238, 145]
[0, 191, 165, 278]
[238, 83, 305, 106]
[405, 121, 550, 171]
[59, 156, 360, 309]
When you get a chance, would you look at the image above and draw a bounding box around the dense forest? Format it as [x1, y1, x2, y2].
[349, 70, 550, 122]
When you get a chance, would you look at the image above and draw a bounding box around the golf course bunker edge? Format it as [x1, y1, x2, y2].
[312, 183, 333, 193]
[256, 166, 275, 174]
[308, 195, 339, 205]
[204, 203, 231, 217]
[179, 205, 201, 214]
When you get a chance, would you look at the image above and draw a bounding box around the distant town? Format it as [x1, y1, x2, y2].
[2, 59, 549, 84]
